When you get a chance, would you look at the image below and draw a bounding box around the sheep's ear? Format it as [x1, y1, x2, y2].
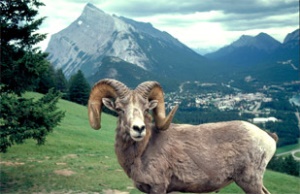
[102, 98, 116, 112]
[149, 100, 158, 110]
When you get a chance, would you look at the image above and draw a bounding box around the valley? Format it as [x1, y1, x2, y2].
[165, 79, 300, 148]
[167, 80, 299, 114]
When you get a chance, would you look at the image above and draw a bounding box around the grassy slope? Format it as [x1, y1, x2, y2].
[1, 93, 299, 194]
[276, 139, 300, 154]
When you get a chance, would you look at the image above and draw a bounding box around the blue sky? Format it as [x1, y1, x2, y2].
[38, 0, 299, 54]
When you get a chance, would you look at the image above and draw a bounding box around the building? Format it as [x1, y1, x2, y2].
[253, 117, 278, 124]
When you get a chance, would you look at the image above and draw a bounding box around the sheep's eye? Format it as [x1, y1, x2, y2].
[115, 108, 124, 114]
[144, 108, 150, 114]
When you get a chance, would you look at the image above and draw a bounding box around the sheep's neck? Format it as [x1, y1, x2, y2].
[114, 127, 151, 177]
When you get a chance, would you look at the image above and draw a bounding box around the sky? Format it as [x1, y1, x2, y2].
[37, 0, 299, 54]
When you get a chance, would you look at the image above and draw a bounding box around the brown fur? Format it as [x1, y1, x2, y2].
[114, 120, 276, 194]
[88, 79, 277, 194]
[266, 131, 279, 142]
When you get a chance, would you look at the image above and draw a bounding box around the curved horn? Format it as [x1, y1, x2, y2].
[88, 79, 130, 130]
[135, 81, 178, 131]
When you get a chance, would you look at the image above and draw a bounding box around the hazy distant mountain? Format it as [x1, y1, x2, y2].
[271, 28, 299, 64]
[46, 3, 210, 84]
[281, 29, 300, 53]
[205, 33, 281, 66]
[204, 29, 299, 86]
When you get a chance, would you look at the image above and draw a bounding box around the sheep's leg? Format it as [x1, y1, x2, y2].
[262, 185, 271, 194]
[135, 182, 167, 194]
[236, 183, 264, 194]
[149, 188, 167, 194]
[234, 166, 265, 194]
[149, 184, 167, 194]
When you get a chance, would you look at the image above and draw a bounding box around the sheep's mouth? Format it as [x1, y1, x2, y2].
[130, 128, 146, 141]
[131, 135, 144, 141]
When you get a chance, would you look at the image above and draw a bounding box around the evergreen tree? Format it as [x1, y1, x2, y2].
[267, 155, 300, 177]
[0, 88, 65, 152]
[36, 64, 56, 94]
[68, 70, 91, 105]
[283, 155, 300, 176]
[1, 0, 48, 94]
[0, 0, 65, 152]
[55, 68, 68, 97]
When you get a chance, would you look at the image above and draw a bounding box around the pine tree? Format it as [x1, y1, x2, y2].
[0, 0, 65, 152]
[36, 64, 56, 94]
[1, 0, 48, 94]
[0, 88, 65, 152]
[55, 68, 68, 97]
[284, 155, 300, 176]
[68, 70, 91, 105]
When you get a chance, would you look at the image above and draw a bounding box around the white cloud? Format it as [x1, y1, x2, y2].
[36, 0, 299, 52]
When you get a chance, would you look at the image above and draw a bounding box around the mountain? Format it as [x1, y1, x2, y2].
[205, 33, 281, 66]
[205, 29, 299, 86]
[45, 3, 298, 91]
[87, 56, 179, 92]
[283, 29, 299, 47]
[46, 3, 211, 85]
[278, 29, 300, 59]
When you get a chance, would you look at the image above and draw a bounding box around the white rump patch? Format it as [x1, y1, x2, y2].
[243, 122, 276, 161]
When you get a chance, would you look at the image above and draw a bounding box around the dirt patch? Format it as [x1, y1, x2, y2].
[63, 154, 78, 159]
[54, 169, 76, 176]
[0, 161, 25, 166]
[103, 190, 129, 194]
[55, 162, 67, 165]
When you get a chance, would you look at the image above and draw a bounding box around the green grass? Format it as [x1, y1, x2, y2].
[1, 92, 299, 193]
[276, 139, 300, 154]
[295, 151, 300, 158]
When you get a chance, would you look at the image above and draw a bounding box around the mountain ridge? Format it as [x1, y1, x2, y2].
[45, 3, 299, 91]
[46, 3, 209, 83]
[204, 28, 299, 88]
[205, 29, 299, 57]
[205, 32, 282, 60]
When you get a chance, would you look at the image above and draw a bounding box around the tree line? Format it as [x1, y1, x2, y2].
[267, 155, 300, 177]
[36, 66, 91, 106]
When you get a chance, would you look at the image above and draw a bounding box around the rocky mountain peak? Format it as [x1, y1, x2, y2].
[83, 3, 105, 14]
[255, 32, 281, 52]
[45, 3, 206, 81]
[46, 3, 148, 77]
[231, 33, 280, 52]
[283, 29, 299, 44]
[231, 35, 253, 48]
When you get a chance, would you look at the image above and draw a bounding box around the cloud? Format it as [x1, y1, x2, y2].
[100, 0, 299, 41]
[101, 0, 299, 33]
[36, 0, 299, 52]
[214, 12, 299, 31]
[100, 0, 298, 16]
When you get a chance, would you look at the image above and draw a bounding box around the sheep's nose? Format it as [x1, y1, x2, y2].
[133, 125, 145, 133]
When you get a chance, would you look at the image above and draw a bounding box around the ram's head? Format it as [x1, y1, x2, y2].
[88, 79, 178, 141]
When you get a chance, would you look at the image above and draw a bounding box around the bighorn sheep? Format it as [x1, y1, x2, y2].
[88, 79, 277, 194]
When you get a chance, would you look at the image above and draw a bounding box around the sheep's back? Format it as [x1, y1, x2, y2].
[148, 120, 276, 188]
